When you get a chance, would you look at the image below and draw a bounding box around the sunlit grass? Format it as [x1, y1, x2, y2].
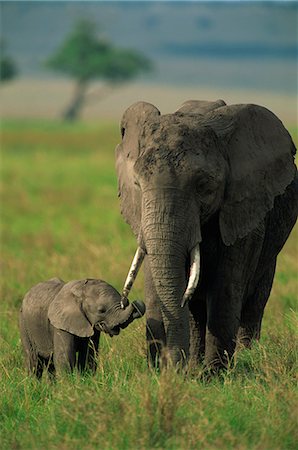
[0, 120, 297, 449]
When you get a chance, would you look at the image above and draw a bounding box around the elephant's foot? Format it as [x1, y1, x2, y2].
[147, 343, 189, 372]
[146, 317, 166, 369]
[147, 339, 164, 370]
[189, 294, 207, 367]
[189, 321, 206, 367]
[157, 345, 188, 372]
[237, 324, 261, 349]
[204, 328, 236, 372]
[189, 341, 205, 368]
[199, 363, 227, 384]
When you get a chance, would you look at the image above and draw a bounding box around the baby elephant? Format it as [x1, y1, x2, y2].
[19, 278, 145, 378]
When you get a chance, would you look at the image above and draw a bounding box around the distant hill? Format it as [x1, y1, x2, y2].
[1, 1, 297, 93]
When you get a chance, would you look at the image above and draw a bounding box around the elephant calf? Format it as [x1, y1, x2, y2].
[19, 278, 145, 378]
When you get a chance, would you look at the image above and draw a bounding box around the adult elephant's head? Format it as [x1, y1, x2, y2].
[115, 100, 295, 363]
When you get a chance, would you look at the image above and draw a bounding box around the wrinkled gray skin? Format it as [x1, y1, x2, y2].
[19, 278, 145, 377]
[116, 100, 298, 370]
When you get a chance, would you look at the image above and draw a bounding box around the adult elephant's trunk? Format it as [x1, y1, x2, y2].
[145, 237, 189, 365]
[142, 189, 200, 365]
[122, 189, 201, 366]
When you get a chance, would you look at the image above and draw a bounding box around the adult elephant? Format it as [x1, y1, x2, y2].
[115, 100, 297, 370]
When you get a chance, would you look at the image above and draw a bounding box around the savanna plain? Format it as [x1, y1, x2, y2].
[1, 120, 297, 449]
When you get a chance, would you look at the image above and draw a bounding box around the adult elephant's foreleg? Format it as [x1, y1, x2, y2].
[144, 258, 166, 368]
[189, 292, 207, 365]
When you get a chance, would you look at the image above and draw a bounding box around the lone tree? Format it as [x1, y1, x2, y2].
[46, 20, 152, 120]
[0, 39, 17, 82]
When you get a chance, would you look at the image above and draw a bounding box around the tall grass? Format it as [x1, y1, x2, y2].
[0, 120, 297, 449]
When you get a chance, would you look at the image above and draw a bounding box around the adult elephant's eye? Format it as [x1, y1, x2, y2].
[98, 307, 106, 314]
[121, 127, 126, 139]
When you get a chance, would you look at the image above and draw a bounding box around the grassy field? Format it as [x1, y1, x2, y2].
[0, 119, 297, 450]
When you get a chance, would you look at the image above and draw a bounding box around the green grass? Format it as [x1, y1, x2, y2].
[1, 120, 297, 450]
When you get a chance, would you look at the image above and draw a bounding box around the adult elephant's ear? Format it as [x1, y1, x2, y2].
[116, 102, 161, 237]
[206, 104, 297, 246]
[48, 280, 94, 337]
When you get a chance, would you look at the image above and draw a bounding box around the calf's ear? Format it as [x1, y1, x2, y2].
[48, 280, 94, 337]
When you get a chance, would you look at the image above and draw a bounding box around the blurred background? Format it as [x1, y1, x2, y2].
[1, 0, 297, 300]
[1, 0, 297, 124]
[1, 6, 297, 446]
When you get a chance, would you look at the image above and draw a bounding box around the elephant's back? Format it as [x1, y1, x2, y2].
[21, 278, 65, 357]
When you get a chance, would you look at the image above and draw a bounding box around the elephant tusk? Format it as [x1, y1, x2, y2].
[121, 247, 146, 305]
[120, 296, 129, 310]
[181, 244, 200, 308]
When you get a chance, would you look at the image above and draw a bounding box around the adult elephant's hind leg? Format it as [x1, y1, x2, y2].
[144, 258, 166, 368]
[238, 260, 276, 348]
[238, 178, 298, 347]
[205, 296, 241, 372]
[205, 230, 264, 372]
